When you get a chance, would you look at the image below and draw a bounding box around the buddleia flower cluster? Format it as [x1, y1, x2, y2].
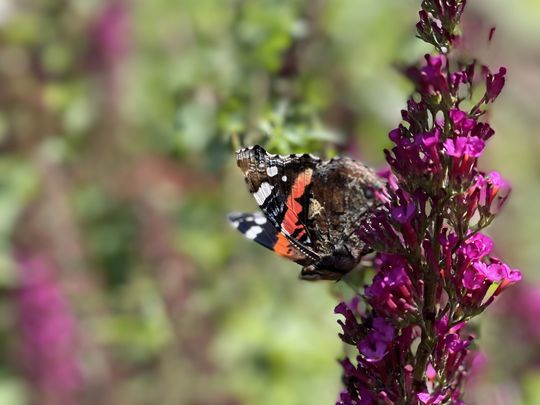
[335, 1, 521, 404]
[15, 253, 83, 403]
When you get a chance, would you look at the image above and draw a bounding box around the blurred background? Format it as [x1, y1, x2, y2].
[0, 0, 538, 404]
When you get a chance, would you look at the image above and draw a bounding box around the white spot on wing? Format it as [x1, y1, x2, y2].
[254, 182, 274, 205]
[245, 226, 263, 240]
[281, 175, 287, 182]
[254, 216, 266, 225]
[266, 166, 278, 177]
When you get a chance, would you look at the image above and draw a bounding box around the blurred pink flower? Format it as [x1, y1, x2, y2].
[15, 253, 82, 404]
[497, 283, 540, 340]
[89, 1, 131, 70]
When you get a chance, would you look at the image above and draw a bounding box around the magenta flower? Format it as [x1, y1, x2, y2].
[417, 391, 445, 404]
[411, 54, 449, 97]
[15, 253, 83, 404]
[461, 233, 493, 260]
[359, 318, 395, 362]
[485, 67, 507, 103]
[463, 264, 486, 290]
[365, 257, 418, 322]
[495, 283, 540, 342]
[335, 1, 519, 404]
[443, 136, 485, 158]
[475, 171, 511, 214]
[89, 1, 131, 73]
[450, 109, 475, 134]
[391, 202, 416, 224]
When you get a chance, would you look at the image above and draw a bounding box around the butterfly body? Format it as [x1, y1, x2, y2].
[229, 145, 383, 280]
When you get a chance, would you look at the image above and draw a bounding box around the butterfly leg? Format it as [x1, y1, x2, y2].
[299, 265, 320, 281]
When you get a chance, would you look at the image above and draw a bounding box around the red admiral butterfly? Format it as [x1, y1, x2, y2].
[228, 145, 383, 281]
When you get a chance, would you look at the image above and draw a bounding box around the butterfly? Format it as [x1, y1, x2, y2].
[228, 145, 383, 280]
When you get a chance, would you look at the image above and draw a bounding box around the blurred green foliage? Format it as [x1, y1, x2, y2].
[0, 0, 538, 404]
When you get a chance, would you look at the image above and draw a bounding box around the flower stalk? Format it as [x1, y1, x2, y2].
[336, 1, 521, 404]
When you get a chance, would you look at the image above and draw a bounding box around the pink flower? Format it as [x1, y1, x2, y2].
[418, 391, 445, 404]
[15, 254, 82, 403]
[474, 171, 511, 214]
[485, 67, 507, 102]
[443, 136, 485, 158]
[337, 3, 518, 404]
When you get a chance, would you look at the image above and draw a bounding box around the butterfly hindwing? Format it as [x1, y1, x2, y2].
[227, 212, 311, 265]
[227, 212, 277, 250]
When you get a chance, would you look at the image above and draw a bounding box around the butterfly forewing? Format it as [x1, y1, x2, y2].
[235, 145, 320, 261]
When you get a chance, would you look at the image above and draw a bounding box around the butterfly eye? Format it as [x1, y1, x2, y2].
[364, 188, 374, 199]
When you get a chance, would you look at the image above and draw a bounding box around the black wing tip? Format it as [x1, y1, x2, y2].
[227, 212, 243, 226]
[235, 144, 264, 155]
[234, 145, 323, 162]
[235, 145, 267, 166]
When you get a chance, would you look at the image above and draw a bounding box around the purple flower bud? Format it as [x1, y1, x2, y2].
[488, 27, 496, 42]
[450, 71, 468, 89]
[450, 109, 475, 135]
[391, 201, 416, 224]
[357, 318, 395, 363]
[474, 171, 511, 214]
[358, 337, 390, 363]
[485, 67, 507, 103]
[418, 391, 445, 404]
[372, 317, 396, 343]
[335, 303, 362, 345]
[366, 259, 418, 321]
[416, 0, 467, 52]
[472, 122, 495, 141]
[405, 54, 450, 99]
[426, 363, 437, 381]
[389, 127, 404, 143]
[424, 54, 449, 95]
[450, 108, 468, 126]
[445, 333, 471, 354]
[421, 129, 440, 147]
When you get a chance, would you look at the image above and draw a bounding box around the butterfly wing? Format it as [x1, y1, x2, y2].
[227, 212, 312, 265]
[227, 212, 277, 250]
[230, 145, 385, 280]
[235, 145, 321, 263]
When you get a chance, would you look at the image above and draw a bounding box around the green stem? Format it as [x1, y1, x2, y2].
[414, 201, 444, 385]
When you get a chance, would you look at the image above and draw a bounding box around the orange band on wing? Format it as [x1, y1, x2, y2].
[274, 233, 305, 261]
[282, 169, 313, 237]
